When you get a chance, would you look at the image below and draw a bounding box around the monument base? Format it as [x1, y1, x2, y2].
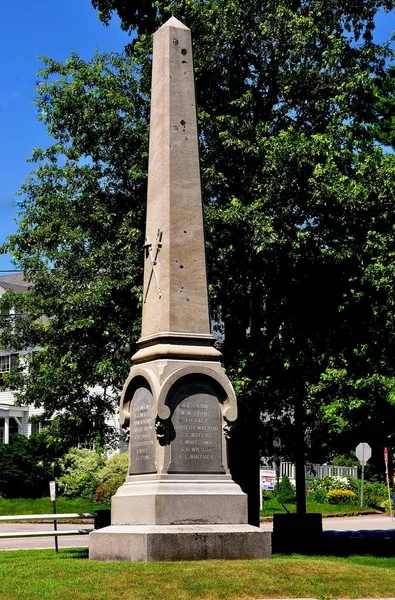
[89, 524, 271, 562]
[111, 474, 247, 525]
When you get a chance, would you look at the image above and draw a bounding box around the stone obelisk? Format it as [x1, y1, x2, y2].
[89, 17, 271, 562]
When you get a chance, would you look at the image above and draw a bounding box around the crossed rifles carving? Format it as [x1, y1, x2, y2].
[144, 229, 163, 303]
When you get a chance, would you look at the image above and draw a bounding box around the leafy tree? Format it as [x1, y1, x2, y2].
[275, 475, 296, 512]
[0, 51, 148, 448]
[0, 430, 66, 498]
[2, 0, 395, 519]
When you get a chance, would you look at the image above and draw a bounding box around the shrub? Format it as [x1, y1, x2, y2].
[307, 476, 352, 503]
[376, 497, 392, 511]
[261, 488, 272, 503]
[326, 476, 352, 491]
[58, 448, 104, 499]
[307, 480, 328, 503]
[0, 435, 47, 498]
[94, 452, 128, 504]
[346, 477, 388, 508]
[326, 489, 356, 504]
[275, 475, 296, 511]
[0, 431, 67, 498]
[362, 481, 388, 508]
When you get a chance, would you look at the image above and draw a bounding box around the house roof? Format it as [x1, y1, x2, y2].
[0, 273, 31, 294]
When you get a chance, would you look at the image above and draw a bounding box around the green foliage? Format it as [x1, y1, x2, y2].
[0, 51, 146, 448]
[94, 451, 128, 503]
[275, 475, 296, 510]
[0, 432, 65, 499]
[332, 454, 359, 467]
[363, 481, 390, 508]
[58, 448, 104, 499]
[261, 488, 272, 502]
[326, 489, 356, 504]
[349, 478, 389, 508]
[307, 475, 389, 508]
[307, 476, 352, 503]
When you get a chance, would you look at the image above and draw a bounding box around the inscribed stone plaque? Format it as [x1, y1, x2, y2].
[129, 386, 156, 475]
[168, 382, 225, 474]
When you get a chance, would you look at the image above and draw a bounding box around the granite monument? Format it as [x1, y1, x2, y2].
[89, 16, 271, 561]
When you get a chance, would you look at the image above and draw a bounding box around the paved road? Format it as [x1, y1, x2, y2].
[322, 514, 395, 533]
[1, 514, 395, 550]
[0, 522, 91, 550]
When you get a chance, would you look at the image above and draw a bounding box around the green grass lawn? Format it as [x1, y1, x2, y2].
[260, 497, 374, 517]
[0, 497, 109, 516]
[0, 549, 395, 599]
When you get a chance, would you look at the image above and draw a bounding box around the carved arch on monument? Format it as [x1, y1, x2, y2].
[156, 365, 237, 422]
[120, 368, 160, 428]
[120, 372, 159, 476]
[155, 369, 237, 474]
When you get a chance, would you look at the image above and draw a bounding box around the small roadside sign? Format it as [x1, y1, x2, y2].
[49, 481, 56, 502]
[355, 443, 371, 509]
[49, 481, 58, 553]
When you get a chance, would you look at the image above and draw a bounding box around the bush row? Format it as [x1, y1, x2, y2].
[0, 432, 128, 501]
[306, 475, 389, 508]
[58, 448, 128, 504]
[263, 475, 389, 509]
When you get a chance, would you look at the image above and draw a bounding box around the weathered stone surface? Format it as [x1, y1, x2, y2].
[89, 524, 271, 561]
[111, 474, 247, 525]
[168, 380, 225, 474]
[141, 16, 210, 340]
[129, 386, 156, 475]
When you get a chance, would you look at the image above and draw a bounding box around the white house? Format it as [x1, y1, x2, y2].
[0, 273, 121, 446]
[0, 273, 44, 443]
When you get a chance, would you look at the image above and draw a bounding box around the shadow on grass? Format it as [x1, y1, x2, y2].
[321, 530, 395, 557]
[59, 548, 89, 559]
[274, 530, 395, 557]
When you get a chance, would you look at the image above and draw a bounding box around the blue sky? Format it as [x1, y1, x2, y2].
[0, 0, 129, 272]
[0, 5, 394, 273]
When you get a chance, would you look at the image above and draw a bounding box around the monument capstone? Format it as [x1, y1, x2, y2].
[89, 16, 271, 561]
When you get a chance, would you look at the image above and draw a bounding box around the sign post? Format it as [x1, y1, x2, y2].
[355, 443, 372, 509]
[49, 480, 58, 553]
[273, 437, 282, 490]
[384, 448, 393, 521]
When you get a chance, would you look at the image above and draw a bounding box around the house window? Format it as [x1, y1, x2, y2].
[30, 421, 49, 435]
[0, 355, 10, 373]
[0, 355, 10, 386]
[31, 421, 40, 435]
[0, 417, 21, 444]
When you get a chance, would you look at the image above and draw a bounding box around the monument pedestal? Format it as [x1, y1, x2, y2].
[110, 474, 248, 525]
[89, 524, 271, 562]
[89, 473, 271, 561]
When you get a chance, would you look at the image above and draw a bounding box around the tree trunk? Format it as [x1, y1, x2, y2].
[228, 394, 261, 526]
[294, 394, 306, 515]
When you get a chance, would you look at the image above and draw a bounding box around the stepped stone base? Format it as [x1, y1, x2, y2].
[111, 475, 247, 525]
[89, 524, 271, 562]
